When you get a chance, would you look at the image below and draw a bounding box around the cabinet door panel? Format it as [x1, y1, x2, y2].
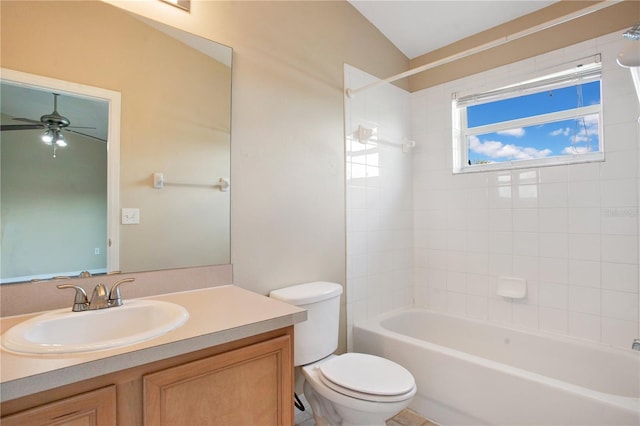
[1, 386, 116, 426]
[144, 335, 292, 426]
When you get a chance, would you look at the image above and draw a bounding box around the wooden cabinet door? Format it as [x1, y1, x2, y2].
[1, 386, 116, 426]
[143, 334, 293, 426]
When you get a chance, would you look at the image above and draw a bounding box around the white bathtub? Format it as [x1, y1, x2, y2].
[353, 308, 640, 426]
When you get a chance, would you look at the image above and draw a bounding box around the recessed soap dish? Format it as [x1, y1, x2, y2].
[497, 276, 527, 299]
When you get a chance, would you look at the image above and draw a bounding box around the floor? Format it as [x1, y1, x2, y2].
[386, 409, 438, 426]
[294, 394, 437, 426]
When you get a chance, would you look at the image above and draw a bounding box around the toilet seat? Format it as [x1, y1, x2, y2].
[316, 353, 415, 403]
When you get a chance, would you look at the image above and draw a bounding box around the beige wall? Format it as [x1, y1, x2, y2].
[1, 1, 409, 351]
[100, 0, 409, 352]
[409, 0, 640, 91]
[1, 1, 232, 273]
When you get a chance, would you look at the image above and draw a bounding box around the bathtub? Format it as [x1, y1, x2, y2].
[353, 308, 640, 426]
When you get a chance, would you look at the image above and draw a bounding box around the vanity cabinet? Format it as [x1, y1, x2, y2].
[0, 327, 294, 426]
[1, 386, 116, 426]
[144, 334, 291, 425]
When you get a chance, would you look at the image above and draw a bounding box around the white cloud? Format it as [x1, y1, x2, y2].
[497, 128, 525, 137]
[550, 127, 571, 137]
[469, 135, 552, 161]
[562, 146, 592, 155]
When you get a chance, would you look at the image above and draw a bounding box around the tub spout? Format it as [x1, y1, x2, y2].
[633, 339, 640, 351]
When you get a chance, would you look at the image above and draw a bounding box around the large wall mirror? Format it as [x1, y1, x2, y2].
[0, 1, 231, 284]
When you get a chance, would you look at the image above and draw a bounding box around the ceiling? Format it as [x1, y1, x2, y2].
[1, 82, 109, 143]
[348, 1, 559, 59]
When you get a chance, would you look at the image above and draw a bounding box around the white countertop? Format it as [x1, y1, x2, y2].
[0, 285, 306, 402]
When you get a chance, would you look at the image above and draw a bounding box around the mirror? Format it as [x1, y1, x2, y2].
[0, 1, 232, 284]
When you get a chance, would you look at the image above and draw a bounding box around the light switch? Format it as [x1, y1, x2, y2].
[121, 208, 140, 225]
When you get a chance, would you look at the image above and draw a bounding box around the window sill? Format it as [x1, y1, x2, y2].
[453, 152, 605, 174]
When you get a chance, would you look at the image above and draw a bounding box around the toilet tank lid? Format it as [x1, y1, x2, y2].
[269, 281, 343, 305]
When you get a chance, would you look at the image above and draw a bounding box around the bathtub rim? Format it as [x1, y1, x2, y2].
[353, 306, 640, 414]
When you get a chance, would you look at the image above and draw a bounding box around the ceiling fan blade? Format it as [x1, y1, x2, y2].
[68, 125, 97, 130]
[65, 128, 107, 142]
[13, 117, 43, 125]
[1, 124, 45, 131]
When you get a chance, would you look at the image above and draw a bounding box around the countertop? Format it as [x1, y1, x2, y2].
[0, 285, 306, 402]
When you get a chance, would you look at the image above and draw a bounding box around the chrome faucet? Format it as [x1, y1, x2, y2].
[57, 278, 135, 312]
[633, 339, 640, 351]
[88, 283, 110, 310]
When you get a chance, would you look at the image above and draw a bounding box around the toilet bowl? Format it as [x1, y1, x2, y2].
[269, 282, 416, 426]
[301, 353, 416, 426]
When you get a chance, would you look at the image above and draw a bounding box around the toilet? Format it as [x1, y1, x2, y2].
[270, 282, 416, 426]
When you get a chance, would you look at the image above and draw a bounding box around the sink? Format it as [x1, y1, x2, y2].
[1, 300, 189, 354]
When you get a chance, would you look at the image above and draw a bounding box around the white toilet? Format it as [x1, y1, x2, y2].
[270, 282, 416, 426]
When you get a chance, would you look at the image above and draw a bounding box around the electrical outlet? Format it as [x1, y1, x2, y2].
[94, 248, 100, 255]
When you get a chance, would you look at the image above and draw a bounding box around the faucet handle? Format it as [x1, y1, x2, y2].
[108, 278, 135, 307]
[57, 284, 89, 312]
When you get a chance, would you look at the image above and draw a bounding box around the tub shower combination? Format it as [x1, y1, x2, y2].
[353, 308, 640, 426]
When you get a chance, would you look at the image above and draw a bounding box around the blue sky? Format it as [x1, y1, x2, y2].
[466, 81, 600, 164]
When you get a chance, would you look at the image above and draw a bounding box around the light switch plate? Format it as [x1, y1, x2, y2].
[121, 208, 140, 225]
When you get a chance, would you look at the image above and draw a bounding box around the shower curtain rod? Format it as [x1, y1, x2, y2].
[345, 0, 622, 98]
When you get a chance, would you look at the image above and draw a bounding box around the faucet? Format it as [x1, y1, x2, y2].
[633, 339, 640, 351]
[57, 277, 135, 312]
[88, 283, 110, 309]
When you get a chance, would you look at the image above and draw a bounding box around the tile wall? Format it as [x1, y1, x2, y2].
[344, 65, 414, 349]
[411, 32, 640, 349]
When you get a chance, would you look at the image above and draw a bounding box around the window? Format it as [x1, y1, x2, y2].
[453, 57, 603, 173]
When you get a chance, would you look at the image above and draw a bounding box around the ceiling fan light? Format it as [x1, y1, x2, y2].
[54, 131, 67, 147]
[41, 130, 54, 144]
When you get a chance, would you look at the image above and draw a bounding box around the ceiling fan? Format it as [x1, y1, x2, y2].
[1, 93, 106, 154]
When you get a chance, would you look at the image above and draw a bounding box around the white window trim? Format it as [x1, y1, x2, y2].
[452, 55, 604, 174]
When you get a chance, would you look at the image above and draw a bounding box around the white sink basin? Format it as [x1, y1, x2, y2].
[1, 300, 189, 354]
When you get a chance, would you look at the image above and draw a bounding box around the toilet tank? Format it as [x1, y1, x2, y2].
[269, 282, 343, 366]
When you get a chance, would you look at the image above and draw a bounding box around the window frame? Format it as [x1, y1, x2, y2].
[452, 55, 604, 174]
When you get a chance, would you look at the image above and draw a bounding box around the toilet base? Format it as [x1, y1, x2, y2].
[303, 376, 412, 426]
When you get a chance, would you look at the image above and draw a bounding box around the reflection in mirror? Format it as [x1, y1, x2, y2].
[1, 77, 114, 284]
[0, 1, 232, 284]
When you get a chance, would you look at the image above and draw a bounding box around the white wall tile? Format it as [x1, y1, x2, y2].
[602, 262, 639, 293]
[602, 289, 638, 321]
[568, 312, 600, 342]
[568, 234, 601, 261]
[513, 233, 539, 257]
[568, 285, 601, 315]
[513, 209, 538, 232]
[601, 234, 638, 264]
[568, 259, 601, 288]
[539, 306, 568, 335]
[568, 181, 601, 207]
[489, 232, 513, 255]
[513, 303, 539, 330]
[540, 257, 569, 284]
[539, 208, 568, 233]
[513, 255, 539, 282]
[601, 317, 638, 348]
[601, 208, 639, 235]
[568, 208, 601, 234]
[366, 33, 640, 351]
[538, 166, 568, 183]
[601, 179, 638, 207]
[539, 233, 569, 259]
[539, 282, 569, 309]
[539, 182, 568, 208]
